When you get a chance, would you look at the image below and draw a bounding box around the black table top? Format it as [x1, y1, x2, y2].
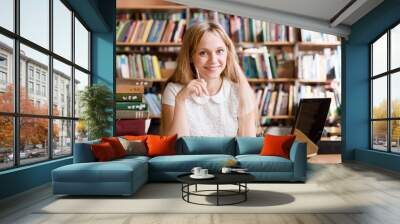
[177, 172, 255, 185]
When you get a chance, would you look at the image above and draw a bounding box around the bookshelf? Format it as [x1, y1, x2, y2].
[115, 0, 342, 139]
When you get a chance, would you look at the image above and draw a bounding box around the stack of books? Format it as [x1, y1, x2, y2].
[116, 82, 149, 119]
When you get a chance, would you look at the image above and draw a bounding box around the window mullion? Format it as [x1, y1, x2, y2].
[71, 11, 76, 154]
[388, 29, 391, 153]
[49, 0, 53, 160]
[14, 0, 20, 167]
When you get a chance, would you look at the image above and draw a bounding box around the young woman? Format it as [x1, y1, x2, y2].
[161, 21, 258, 137]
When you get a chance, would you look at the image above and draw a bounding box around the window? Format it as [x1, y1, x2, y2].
[36, 83, 40, 95]
[42, 85, 46, 97]
[35, 70, 41, 81]
[0, 0, 14, 32]
[28, 67, 34, 80]
[28, 81, 34, 94]
[0, 71, 7, 89]
[370, 23, 400, 154]
[0, 0, 91, 170]
[41, 73, 46, 83]
[0, 54, 7, 87]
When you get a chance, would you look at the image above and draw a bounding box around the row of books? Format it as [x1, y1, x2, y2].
[240, 51, 276, 79]
[116, 11, 339, 44]
[189, 10, 297, 42]
[255, 84, 294, 117]
[255, 83, 341, 118]
[144, 93, 162, 117]
[116, 54, 162, 80]
[116, 19, 186, 44]
[238, 46, 295, 79]
[117, 12, 186, 21]
[297, 48, 341, 81]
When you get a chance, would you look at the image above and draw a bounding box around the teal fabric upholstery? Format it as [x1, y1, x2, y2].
[148, 154, 235, 181]
[52, 158, 148, 195]
[177, 136, 236, 155]
[52, 137, 307, 196]
[236, 137, 263, 155]
[73, 140, 100, 163]
[289, 141, 307, 181]
[235, 155, 293, 172]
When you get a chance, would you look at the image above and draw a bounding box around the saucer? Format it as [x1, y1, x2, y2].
[190, 174, 215, 179]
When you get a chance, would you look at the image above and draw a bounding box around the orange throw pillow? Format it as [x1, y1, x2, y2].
[91, 142, 117, 161]
[146, 134, 177, 157]
[101, 137, 126, 158]
[260, 134, 296, 159]
[124, 135, 148, 141]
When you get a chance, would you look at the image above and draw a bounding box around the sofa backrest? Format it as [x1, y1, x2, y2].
[176, 136, 236, 155]
[73, 139, 100, 163]
[236, 137, 264, 155]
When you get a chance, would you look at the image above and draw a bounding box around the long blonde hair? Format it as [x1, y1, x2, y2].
[162, 21, 259, 136]
[167, 21, 240, 84]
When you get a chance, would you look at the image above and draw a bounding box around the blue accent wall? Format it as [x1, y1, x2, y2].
[0, 0, 116, 200]
[343, 0, 400, 172]
[0, 158, 72, 199]
[91, 0, 116, 136]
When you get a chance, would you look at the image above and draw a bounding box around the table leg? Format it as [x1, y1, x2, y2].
[217, 184, 219, 206]
[195, 184, 197, 192]
[245, 183, 247, 201]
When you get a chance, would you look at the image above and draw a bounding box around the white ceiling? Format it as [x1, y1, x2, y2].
[168, 0, 384, 37]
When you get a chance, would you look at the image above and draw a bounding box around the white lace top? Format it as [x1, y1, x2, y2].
[162, 78, 240, 137]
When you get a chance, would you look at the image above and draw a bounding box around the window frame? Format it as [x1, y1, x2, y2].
[0, 0, 92, 171]
[370, 20, 400, 154]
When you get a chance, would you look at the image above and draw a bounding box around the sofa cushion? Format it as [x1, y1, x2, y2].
[146, 134, 177, 157]
[148, 154, 235, 172]
[177, 136, 236, 155]
[91, 142, 118, 161]
[118, 137, 147, 156]
[52, 158, 147, 183]
[101, 137, 127, 158]
[236, 155, 293, 172]
[236, 137, 263, 155]
[260, 134, 296, 159]
[73, 140, 101, 163]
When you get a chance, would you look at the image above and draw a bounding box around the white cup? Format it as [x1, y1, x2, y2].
[221, 167, 232, 174]
[191, 167, 202, 176]
[200, 169, 208, 176]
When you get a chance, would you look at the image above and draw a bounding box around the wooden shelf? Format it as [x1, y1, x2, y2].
[117, 78, 168, 83]
[117, 42, 182, 47]
[247, 78, 296, 83]
[297, 80, 330, 85]
[117, 0, 186, 10]
[296, 42, 341, 49]
[236, 42, 295, 47]
[261, 115, 295, 120]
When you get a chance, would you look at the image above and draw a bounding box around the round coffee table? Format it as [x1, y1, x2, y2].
[177, 172, 255, 206]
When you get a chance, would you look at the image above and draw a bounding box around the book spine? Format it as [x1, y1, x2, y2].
[116, 102, 148, 111]
[115, 93, 143, 102]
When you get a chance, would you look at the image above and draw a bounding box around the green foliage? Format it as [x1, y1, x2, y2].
[79, 84, 113, 140]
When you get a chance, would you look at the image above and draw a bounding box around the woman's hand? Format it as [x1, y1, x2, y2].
[176, 79, 209, 103]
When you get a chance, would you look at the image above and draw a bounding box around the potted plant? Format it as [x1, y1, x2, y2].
[79, 84, 113, 140]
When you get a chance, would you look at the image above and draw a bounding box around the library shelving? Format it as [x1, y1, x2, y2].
[115, 0, 342, 139]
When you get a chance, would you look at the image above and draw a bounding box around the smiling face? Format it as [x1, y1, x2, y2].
[191, 31, 228, 81]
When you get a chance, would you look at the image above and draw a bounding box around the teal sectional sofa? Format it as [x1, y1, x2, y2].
[52, 136, 307, 196]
